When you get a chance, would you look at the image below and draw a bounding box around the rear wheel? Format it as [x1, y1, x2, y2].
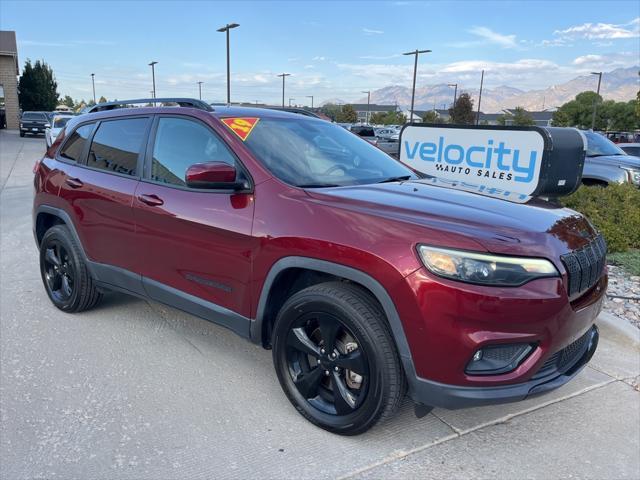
[39, 225, 102, 312]
[272, 282, 405, 435]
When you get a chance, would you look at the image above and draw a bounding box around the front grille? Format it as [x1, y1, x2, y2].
[561, 234, 607, 297]
[531, 327, 594, 380]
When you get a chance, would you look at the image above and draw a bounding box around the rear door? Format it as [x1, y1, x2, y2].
[58, 116, 151, 291]
[133, 114, 256, 330]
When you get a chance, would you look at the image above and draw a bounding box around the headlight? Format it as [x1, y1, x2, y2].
[20, 123, 24, 128]
[417, 245, 559, 286]
[621, 166, 640, 186]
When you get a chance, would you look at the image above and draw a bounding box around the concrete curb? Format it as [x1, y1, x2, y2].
[597, 311, 640, 349]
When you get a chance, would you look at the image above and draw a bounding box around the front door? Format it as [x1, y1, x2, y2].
[133, 115, 256, 332]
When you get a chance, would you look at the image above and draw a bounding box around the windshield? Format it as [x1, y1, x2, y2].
[585, 131, 626, 157]
[53, 117, 71, 128]
[241, 117, 416, 187]
[22, 112, 47, 121]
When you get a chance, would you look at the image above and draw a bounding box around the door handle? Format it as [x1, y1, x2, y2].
[137, 194, 164, 207]
[65, 177, 84, 189]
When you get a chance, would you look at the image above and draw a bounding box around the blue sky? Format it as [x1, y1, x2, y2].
[2, 0, 639, 105]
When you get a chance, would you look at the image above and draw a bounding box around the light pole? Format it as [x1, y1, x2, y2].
[361, 90, 371, 124]
[447, 83, 457, 108]
[306, 95, 314, 108]
[91, 73, 96, 104]
[148, 61, 158, 99]
[197, 81, 203, 100]
[402, 49, 431, 123]
[476, 69, 484, 125]
[217, 23, 240, 104]
[590, 71, 603, 130]
[277, 73, 290, 108]
[289, 97, 295, 107]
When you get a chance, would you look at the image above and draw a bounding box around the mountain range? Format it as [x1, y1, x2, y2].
[345, 66, 639, 113]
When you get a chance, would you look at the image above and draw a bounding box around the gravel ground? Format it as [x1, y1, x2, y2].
[604, 264, 640, 329]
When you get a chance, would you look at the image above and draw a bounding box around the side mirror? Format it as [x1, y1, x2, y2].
[185, 162, 246, 190]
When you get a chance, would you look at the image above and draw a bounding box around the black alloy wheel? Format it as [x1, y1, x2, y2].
[39, 225, 102, 312]
[273, 282, 405, 435]
[285, 311, 369, 416]
[43, 241, 75, 303]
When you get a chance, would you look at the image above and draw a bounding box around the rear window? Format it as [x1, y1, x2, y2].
[60, 124, 94, 162]
[53, 117, 72, 128]
[22, 112, 47, 121]
[351, 126, 375, 137]
[87, 118, 148, 176]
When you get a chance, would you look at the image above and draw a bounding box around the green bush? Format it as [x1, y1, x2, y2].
[561, 183, 640, 253]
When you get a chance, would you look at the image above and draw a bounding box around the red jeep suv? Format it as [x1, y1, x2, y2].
[33, 99, 606, 435]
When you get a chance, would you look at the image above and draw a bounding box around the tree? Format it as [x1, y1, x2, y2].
[421, 110, 440, 123]
[552, 91, 604, 129]
[552, 91, 639, 130]
[498, 106, 535, 126]
[336, 104, 358, 123]
[61, 95, 75, 109]
[18, 59, 59, 111]
[319, 103, 342, 122]
[448, 93, 475, 125]
[98, 96, 108, 104]
[370, 110, 406, 125]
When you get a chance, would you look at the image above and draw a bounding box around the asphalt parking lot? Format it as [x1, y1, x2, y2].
[1, 130, 639, 479]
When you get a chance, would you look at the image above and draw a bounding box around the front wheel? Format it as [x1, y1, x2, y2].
[272, 282, 405, 435]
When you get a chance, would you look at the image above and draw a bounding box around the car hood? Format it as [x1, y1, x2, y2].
[306, 180, 598, 259]
[587, 154, 640, 169]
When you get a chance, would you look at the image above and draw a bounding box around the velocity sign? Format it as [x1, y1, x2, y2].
[400, 125, 547, 197]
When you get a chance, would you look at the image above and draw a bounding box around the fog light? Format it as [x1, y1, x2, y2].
[466, 343, 534, 376]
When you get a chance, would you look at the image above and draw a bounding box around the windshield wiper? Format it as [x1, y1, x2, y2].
[297, 183, 340, 188]
[377, 175, 412, 184]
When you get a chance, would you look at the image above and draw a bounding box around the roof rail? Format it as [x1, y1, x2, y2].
[86, 98, 214, 114]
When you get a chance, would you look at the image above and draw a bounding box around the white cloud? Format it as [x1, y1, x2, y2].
[467, 26, 518, 48]
[362, 28, 384, 35]
[554, 18, 639, 40]
[312, 56, 327, 61]
[572, 52, 638, 70]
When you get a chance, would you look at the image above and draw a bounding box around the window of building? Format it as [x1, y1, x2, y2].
[87, 118, 148, 176]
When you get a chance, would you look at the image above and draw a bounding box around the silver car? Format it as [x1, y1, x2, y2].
[582, 131, 640, 187]
[45, 114, 74, 148]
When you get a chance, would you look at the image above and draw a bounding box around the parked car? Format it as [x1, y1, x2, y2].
[374, 128, 397, 139]
[45, 113, 74, 148]
[582, 131, 640, 187]
[350, 125, 378, 145]
[20, 111, 50, 137]
[34, 98, 605, 435]
[605, 131, 635, 144]
[618, 143, 640, 157]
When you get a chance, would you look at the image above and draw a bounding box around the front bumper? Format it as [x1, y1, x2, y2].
[395, 266, 606, 409]
[411, 325, 599, 409]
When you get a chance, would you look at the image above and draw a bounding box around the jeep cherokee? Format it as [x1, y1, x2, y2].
[33, 98, 606, 435]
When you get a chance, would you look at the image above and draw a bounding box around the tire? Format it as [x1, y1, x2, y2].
[272, 281, 406, 435]
[39, 224, 102, 313]
[19, 130, 25, 137]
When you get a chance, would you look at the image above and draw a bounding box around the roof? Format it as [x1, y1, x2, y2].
[502, 109, 554, 121]
[0, 31, 18, 74]
[350, 104, 398, 112]
[212, 105, 323, 120]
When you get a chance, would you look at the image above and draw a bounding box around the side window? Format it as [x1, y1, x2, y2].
[87, 118, 148, 176]
[151, 117, 236, 187]
[60, 124, 94, 162]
